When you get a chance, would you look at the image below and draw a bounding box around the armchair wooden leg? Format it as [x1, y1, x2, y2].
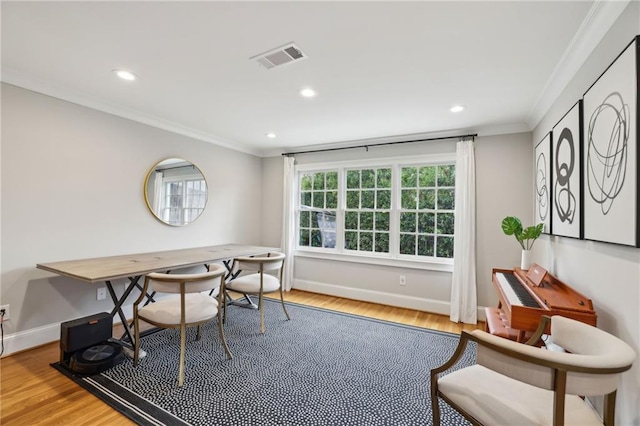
[603, 391, 617, 426]
[431, 381, 441, 425]
[178, 323, 186, 387]
[217, 308, 233, 360]
[259, 291, 265, 334]
[279, 287, 290, 321]
[553, 370, 567, 426]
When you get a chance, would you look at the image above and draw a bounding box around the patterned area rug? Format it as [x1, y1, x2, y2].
[53, 299, 475, 425]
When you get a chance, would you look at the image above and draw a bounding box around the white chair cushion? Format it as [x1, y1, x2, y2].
[438, 364, 603, 426]
[138, 293, 218, 325]
[226, 273, 280, 294]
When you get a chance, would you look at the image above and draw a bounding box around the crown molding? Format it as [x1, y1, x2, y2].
[260, 122, 532, 158]
[526, 0, 631, 130]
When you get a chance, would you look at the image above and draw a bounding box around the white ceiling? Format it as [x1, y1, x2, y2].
[0, 1, 627, 157]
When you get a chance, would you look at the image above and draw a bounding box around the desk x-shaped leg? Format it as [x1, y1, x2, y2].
[105, 275, 159, 350]
[105, 276, 141, 348]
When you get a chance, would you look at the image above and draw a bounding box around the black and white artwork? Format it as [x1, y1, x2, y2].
[534, 132, 552, 234]
[583, 36, 638, 247]
[551, 101, 582, 239]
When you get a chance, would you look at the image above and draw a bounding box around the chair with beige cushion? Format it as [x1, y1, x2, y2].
[431, 315, 635, 426]
[224, 252, 290, 334]
[133, 264, 232, 387]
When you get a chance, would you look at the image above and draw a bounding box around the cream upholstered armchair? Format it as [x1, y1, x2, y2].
[133, 264, 232, 387]
[224, 252, 290, 334]
[431, 315, 635, 426]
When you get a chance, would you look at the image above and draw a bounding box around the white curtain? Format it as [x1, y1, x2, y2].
[450, 139, 477, 324]
[280, 156, 296, 291]
[153, 171, 164, 213]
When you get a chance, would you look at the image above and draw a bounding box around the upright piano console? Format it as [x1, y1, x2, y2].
[487, 264, 597, 342]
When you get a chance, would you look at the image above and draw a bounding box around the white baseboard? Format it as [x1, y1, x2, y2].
[1, 305, 133, 357]
[293, 279, 487, 321]
[2, 287, 487, 357]
[2, 322, 61, 356]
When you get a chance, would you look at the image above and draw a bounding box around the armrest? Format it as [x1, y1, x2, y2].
[431, 315, 548, 378]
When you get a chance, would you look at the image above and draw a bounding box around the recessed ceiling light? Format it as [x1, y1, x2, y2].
[299, 88, 317, 98]
[450, 105, 466, 113]
[114, 69, 137, 81]
[266, 132, 277, 139]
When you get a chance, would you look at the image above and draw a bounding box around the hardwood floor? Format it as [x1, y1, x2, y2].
[0, 290, 483, 425]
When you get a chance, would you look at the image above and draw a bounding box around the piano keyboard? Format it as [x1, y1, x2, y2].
[495, 272, 541, 308]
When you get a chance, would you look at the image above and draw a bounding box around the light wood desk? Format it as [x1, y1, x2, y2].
[37, 244, 278, 346]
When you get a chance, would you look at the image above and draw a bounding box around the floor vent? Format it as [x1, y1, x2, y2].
[251, 43, 307, 70]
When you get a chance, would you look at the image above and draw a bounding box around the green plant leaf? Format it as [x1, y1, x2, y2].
[501, 216, 522, 236]
[501, 216, 525, 249]
[519, 223, 544, 249]
[521, 226, 536, 241]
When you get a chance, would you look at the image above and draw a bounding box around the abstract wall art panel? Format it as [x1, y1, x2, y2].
[582, 36, 639, 247]
[534, 132, 552, 234]
[551, 101, 582, 239]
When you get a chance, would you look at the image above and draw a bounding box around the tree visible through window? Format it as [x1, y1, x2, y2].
[344, 167, 391, 253]
[399, 165, 455, 258]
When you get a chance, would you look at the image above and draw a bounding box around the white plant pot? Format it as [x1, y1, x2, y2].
[521, 249, 532, 270]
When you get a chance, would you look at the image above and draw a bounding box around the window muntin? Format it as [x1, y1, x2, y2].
[299, 171, 338, 248]
[161, 177, 206, 226]
[296, 157, 455, 262]
[399, 164, 455, 258]
[344, 167, 391, 253]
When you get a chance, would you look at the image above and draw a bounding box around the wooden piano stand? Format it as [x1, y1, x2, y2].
[484, 307, 533, 342]
[485, 307, 515, 340]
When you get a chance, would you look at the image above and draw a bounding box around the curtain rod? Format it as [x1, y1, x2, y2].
[281, 133, 477, 156]
[156, 164, 195, 171]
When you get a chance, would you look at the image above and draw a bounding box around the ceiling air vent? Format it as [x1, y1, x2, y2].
[251, 43, 307, 70]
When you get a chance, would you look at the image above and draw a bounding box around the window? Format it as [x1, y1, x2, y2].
[399, 165, 455, 258]
[344, 167, 391, 253]
[298, 171, 338, 248]
[295, 155, 456, 264]
[161, 177, 206, 226]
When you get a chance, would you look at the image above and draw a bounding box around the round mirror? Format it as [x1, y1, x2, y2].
[144, 158, 208, 226]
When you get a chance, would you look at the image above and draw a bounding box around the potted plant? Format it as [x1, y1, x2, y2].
[501, 216, 544, 269]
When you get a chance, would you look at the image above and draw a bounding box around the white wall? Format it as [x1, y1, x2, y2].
[1, 83, 263, 352]
[262, 133, 533, 316]
[531, 3, 640, 423]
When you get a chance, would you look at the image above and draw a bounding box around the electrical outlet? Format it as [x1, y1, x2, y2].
[0, 304, 10, 321]
[399, 275, 406, 286]
[97, 287, 107, 301]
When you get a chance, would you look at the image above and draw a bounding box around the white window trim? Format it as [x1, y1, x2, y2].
[294, 250, 454, 272]
[295, 153, 456, 272]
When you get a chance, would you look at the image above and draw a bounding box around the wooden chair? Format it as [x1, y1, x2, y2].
[133, 264, 232, 387]
[224, 252, 290, 334]
[431, 315, 635, 426]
